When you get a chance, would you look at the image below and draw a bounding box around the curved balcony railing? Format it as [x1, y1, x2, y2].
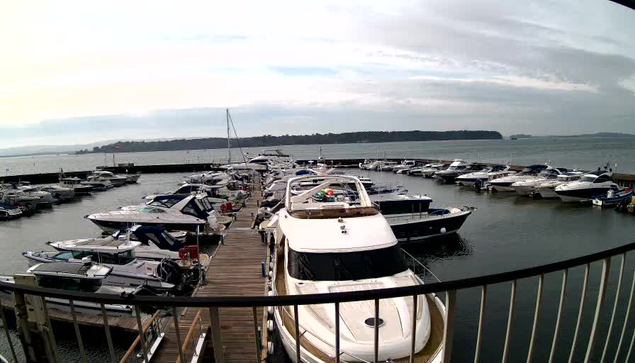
[1, 241, 635, 363]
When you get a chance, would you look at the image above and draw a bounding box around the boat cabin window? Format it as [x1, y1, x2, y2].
[377, 200, 430, 215]
[37, 276, 102, 293]
[139, 207, 165, 213]
[182, 199, 207, 218]
[287, 245, 408, 281]
[149, 197, 182, 208]
[175, 186, 195, 194]
[594, 175, 611, 183]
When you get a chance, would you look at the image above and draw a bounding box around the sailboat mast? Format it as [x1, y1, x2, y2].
[226, 108, 231, 164]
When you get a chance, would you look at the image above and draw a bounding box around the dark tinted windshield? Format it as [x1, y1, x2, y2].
[288, 245, 407, 281]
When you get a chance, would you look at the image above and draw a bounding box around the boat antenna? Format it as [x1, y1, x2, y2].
[226, 108, 231, 164]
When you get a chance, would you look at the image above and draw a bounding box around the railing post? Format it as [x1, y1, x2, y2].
[474, 285, 487, 363]
[410, 294, 418, 363]
[584, 258, 611, 362]
[527, 274, 544, 363]
[294, 305, 301, 363]
[68, 300, 88, 363]
[335, 302, 340, 363]
[0, 299, 18, 363]
[442, 290, 457, 363]
[252, 306, 262, 363]
[601, 253, 625, 362]
[171, 307, 185, 363]
[502, 280, 517, 363]
[549, 269, 568, 363]
[134, 306, 150, 362]
[209, 307, 225, 363]
[569, 263, 590, 363]
[614, 270, 635, 363]
[100, 304, 117, 363]
[374, 298, 380, 363]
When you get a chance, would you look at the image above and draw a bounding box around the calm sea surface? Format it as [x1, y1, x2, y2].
[1, 138, 635, 361]
[2, 136, 635, 176]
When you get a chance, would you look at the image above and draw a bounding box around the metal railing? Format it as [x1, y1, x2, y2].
[1, 242, 635, 362]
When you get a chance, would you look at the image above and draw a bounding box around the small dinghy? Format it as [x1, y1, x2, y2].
[592, 188, 633, 208]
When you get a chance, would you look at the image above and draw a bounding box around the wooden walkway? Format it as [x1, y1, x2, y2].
[153, 177, 268, 363]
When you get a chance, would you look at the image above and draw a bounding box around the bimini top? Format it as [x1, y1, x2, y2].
[284, 175, 377, 219]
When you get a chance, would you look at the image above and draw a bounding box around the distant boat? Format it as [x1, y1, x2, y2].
[510, 136, 518, 140]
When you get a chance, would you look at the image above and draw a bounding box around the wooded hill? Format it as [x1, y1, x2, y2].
[80, 130, 503, 154]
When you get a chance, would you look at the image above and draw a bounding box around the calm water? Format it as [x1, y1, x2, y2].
[1, 143, 635, 361]
[2, 136, 635, 176]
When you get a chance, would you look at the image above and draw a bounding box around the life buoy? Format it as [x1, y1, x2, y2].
[220, 204, 228, 212]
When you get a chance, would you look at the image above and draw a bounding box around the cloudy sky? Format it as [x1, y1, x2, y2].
[1, 0, 634, 147]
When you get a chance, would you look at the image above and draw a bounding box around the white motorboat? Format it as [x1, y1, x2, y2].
[455, 165, 512, 187]
[487, 164, 548, 192]
[23, 242, 182, 292]
[392, 160, 417, 174]
[83, 176, 114, 191]
[510, 167, 567, 196]
[534, 172, 583, 198]
[378, 161, 399, 171]
[372, 193, 472, 242]
[0, 262, 155, 317]
[59, 177, 93, 195]
[186, 171, 230, 185]
[37, 184, 76, 202]
[420, 163, 446, 178]
[271, 175, 445, 363]
[90, 170, 128, 187]
[48, 225, 199, 261]
[222, 149, 293, 171]
[86, 194, 219, 233]
[125, 172, 142, 183]
[555, 170, 619, 203]
[18, 184, 56, 207]
[433, 159, 470, 183]
[0, 203, 21, 220]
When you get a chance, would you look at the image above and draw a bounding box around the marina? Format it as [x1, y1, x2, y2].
[1, 143, 635, 362]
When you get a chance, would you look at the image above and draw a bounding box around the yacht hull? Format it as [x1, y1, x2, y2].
[556, 187, 615, 203]
[88, 218, 205, 233]
[386, 210, 471, 243]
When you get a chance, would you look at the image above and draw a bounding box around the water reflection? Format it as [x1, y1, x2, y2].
[402, 233, 473, 262]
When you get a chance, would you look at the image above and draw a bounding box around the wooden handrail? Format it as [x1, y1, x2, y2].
[176, 309, 204, 363]
[119, 311, 161, 363]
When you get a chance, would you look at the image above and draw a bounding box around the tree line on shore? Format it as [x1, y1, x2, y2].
[77, 130, 503, 154]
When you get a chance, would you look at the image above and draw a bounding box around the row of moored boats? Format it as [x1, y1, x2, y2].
[360, 159, 632, 206]
[0, 169, 252, 318]
[0, 170, 141, 220]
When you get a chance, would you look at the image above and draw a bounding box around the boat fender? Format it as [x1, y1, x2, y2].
[267, 306, 273, 315]
[267, 320, 274, 331]
[267, 290, 274, 297]
[261, 261, 267, 277]
[268, 270, 272, 278]
[267, 342, 274, 355]
[440, 228, 447, 234]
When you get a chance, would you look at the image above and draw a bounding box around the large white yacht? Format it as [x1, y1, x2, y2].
[90, 170, 128, 187]
[534, 172, 583, 199]
[510, 167, 566, 196]
[488, 164, 548, 192]
[86, 194, 219, 233]
[555, 170, 619, 203]
[455, 165, 513, 187]
[271, 175, 445, 363]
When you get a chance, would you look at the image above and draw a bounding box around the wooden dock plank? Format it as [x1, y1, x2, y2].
[154, 176, 268, 363]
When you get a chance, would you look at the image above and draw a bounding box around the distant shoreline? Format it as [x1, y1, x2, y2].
[77, 130, 503, 154]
